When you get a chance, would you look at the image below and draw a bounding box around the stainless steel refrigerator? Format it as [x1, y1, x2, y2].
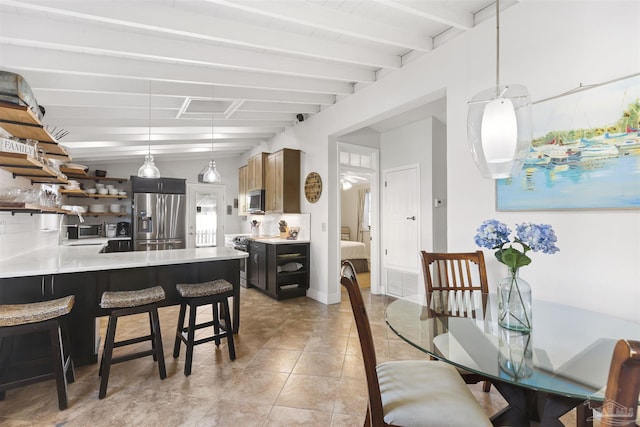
[131, 177, 186, 251]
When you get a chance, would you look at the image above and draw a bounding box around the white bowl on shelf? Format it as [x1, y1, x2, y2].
[89, 204, 106, 213]
[109, 204, 121, 213]
[105, 184, 115, 190]
[86, 188, 97, 194]
[118, 191, 127, 197]
[98, 188, 109, 195]
[95, 183, 105, 190]
[108, 188, 119, 195]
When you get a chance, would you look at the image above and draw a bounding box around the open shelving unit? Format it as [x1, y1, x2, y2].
[0, 202, 69, 215]
[0, 152, 68, 184]
[0, 101, 70, 160]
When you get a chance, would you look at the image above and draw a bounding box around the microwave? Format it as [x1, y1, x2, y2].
[246, 189, 265, 213]
[66, 224, 103, 239]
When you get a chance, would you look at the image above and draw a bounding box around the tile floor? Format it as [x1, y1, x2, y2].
[0, 286, 578, 426]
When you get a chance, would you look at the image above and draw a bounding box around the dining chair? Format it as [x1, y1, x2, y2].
[340, 270, 492, 426]
[599, 339, 640, 427]
[420, 250, 492, 392]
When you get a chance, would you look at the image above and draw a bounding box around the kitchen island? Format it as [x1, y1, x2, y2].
[0, 246, 248, 367]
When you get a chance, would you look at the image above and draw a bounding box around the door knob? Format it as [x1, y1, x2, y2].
[406, 216, 416, 220]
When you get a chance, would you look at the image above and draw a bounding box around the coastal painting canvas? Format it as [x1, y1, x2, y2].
[497, 74, 640, 211]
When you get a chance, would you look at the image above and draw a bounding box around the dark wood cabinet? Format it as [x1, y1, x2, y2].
[130, 176, 186, 194]
[248, 240, 267, 292]
[248, 241, 309, 300]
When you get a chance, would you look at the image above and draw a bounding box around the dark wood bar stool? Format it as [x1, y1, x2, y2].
[173, 279, 235, 376]
[0, 296, 75, 410]
[98, 286, 166, 399]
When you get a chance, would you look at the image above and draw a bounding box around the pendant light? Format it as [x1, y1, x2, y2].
[467, 0, 532, 179]
[138, 80, 161, 178]
[199, 85, 221, 183]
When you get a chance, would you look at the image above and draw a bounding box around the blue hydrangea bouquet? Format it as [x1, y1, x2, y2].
[474, 219, 559, 275]
[474, 219, 559, 332]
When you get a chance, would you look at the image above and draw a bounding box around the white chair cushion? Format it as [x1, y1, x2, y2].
[377, 360, 492, 427]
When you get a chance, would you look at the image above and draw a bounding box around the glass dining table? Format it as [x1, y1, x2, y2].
[385, 291, 640, 427]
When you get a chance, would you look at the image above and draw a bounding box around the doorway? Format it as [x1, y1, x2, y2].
[186, 183, 225, 248]
[338, 143, 380, 294]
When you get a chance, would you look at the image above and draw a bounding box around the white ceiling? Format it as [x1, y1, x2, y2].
[0, 0, 514, 163]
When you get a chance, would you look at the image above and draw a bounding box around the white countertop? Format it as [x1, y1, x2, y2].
[0, 246, 248, 279]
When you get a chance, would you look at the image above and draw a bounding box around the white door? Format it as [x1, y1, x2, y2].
[383, 165, 419, 272]
[186, 184, 225, 248]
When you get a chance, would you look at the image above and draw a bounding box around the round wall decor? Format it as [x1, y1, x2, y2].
[304, 172, 322, 203]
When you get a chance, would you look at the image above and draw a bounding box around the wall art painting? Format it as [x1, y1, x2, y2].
[497, 74, 640, 210]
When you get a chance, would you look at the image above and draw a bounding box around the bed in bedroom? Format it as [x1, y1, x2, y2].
[340, 227, 369, 273]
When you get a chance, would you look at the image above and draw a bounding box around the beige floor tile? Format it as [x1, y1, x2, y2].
[265, 406, 333, 426]
[194, 399, 272, 426]
[263, 332, 311, 351]
[331, 412, 366, 427]
[275, 374, 341, 412]
[333, 376, 368, 415]
[223, 369, 289, 405]
[245, 348, 302, 373]
[292, 351, 344, 377]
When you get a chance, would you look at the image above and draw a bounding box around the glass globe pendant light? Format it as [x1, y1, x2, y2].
[467, 0, 532, 179]
[138, 81, 161, 178]
[199, 85, 221, 183]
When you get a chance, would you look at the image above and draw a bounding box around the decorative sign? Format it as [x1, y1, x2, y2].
[1, 138, 35, 157]
[304, 172, 322, 203]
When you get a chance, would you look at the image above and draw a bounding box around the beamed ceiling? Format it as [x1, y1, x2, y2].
[0, 0, 516, 162]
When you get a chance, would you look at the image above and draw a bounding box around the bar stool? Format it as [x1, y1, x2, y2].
[98, 286, 166, 399]
[0, 295, 75, 410]
[173, 280, 235, 376]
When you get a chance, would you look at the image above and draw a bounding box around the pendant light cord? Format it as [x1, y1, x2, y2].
[148, 80, 152, 156]
[211, 85, 215, 156]
[495, 0, 500, 88]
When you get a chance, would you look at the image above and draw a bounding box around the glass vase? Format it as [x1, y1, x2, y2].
[497, 269, 532, 332]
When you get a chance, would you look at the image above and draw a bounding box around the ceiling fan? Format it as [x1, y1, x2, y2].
[340, 173, 368, 190]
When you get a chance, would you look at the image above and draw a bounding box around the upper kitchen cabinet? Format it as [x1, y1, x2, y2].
[247, 152, 268, 191]
[130, 177, 186, 194]
[238, 164, 248, 216]
[265, 148, 300, 214]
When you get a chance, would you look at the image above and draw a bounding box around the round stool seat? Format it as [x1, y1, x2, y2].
[176, 280, 233, 298]
[0, 295, 75, 327]
[100, 286, 165, 309]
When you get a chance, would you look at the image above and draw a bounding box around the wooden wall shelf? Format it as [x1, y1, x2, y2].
[0, 152, 68, 184]
[64, 174, 128, 183]
[0, 102, 70, 159]
[0, 202, 66, 215]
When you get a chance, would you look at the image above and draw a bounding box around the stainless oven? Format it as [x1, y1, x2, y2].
[227, 236, 249, 288]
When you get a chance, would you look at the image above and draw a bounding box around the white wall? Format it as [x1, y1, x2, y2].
[0, 169, 62, 259]
[266, 1, 640, 319]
